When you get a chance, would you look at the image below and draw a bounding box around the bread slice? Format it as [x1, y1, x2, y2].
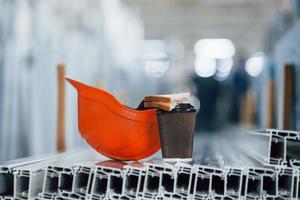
[144, 92, 191, 103]
[143, 92, 191, 111]
[143, 101, 177, 111]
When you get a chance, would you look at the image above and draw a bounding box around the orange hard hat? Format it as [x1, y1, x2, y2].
[66, 78, 161, 161]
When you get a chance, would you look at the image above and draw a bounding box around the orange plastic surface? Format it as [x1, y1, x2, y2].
[66, 78, 161, 161]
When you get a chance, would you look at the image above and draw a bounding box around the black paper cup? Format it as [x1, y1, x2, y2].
[157, 104, 196, 162]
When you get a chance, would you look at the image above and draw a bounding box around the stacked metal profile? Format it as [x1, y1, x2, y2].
[1, 128, 300, 199]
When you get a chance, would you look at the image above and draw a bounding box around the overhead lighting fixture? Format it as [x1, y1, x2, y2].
[215, 58, 234, 80]
[245, 53, 265, 77]
[194, 39, 235, 59]
[194, 58, 217, 78]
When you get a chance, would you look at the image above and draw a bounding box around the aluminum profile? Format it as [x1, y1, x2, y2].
[89, 160, 126, 200]
[12, 156, 67, 200]
[191, 164, 227, 199]
[13, 150, 97, 200]
[174, 162, 194, 199]
[122, 162, 146, 199]
[242, 167, 277, 199]
[208, 138, 244, 200]
[192, 136, 228, 199]
[0, 165, 16, 199]
[276, 167, 298, 199]
[14, 168, 44, 200]
[239, 129, 300, 167]
[213, 134, 278, 200]
[40, 151, 101, 200]
[71, 163, 96, 199]
[57, 163, 91, 200]
[0, 155, 54, 200]
[225, 167, 244, 199]
[56, 166, 75, 199]
[58, 160, 105, 200]
[2, 128, 300, 199]
[40, 165, 63, 200]
[142, 161, 180, 199]
[141, 162, 162, 199]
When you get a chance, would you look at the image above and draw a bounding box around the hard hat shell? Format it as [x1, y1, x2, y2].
[66, 78, 161, 160]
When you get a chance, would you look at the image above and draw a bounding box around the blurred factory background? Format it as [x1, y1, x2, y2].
[0, 0, 300, 161]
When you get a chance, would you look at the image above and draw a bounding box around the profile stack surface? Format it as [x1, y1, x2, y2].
[1, 128, 300, 199]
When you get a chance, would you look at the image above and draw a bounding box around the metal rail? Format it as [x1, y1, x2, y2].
[40, 151, 101, 200]
[238, 129, 300, 167]
[122, 162, 147, 199]
[0, 155, 55, 199]
[1, 128, 300, 199]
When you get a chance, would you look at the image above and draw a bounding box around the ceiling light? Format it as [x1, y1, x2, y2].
[245, 53, 265, 77]
[194, 39, 235, 59]
[194, 58, 217, 78]
[215, 58, 234, 80]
